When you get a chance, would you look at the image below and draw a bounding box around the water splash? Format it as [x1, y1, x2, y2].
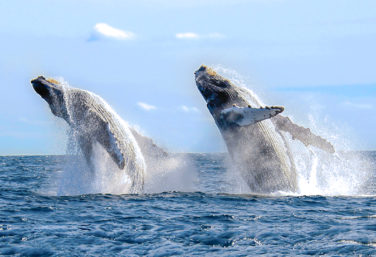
[57, 143, 134, 196]
[144, 153, 198, 193]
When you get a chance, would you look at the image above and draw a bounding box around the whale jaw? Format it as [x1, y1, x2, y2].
[195, 66, 238, 119]
[31, 76, 70, 121]
[31, 76, 62, 101]
[31, 76, 50, 99]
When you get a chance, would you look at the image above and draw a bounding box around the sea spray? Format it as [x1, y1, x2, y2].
[144, 153, 198, 193]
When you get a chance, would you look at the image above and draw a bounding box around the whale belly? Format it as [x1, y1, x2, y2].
[222, 119, 297, 193]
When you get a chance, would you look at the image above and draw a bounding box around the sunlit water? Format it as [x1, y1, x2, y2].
[0, 153, 375, 256]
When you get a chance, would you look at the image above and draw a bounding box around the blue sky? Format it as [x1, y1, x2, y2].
[0, 0, 375, 154]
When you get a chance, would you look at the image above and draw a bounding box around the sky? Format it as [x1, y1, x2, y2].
[0, 0, 375, 154]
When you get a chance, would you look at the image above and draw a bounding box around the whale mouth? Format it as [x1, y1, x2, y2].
[31, 76, 50, 99]
[31, 76, 63, 101]
[195, 65, 235, 115]
[31, 76, 69, 120]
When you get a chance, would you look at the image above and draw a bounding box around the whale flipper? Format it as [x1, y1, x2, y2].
[273, 115, 335, 154]
[78, 135, 94, 166]
[89, 116, 132, 170]
[220, 105, 284, 126]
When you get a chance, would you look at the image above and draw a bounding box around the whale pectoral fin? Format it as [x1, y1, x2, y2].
[273, 115, 335, 154]
[91, 120, 126, 170]
[220, 105, 284, 126]
[82, 109, 126, 170]
[78, 135, 94, 169]
[103, 124, 126, 170]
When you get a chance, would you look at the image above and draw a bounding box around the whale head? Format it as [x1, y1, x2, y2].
[31, 76, 70, 123]
[195, 65, 285, 129]
[195, 65, 248, 117]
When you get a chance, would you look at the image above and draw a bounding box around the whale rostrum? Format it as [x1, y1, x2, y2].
[195, 65, 335, 193]
[31, 76, 166, 193]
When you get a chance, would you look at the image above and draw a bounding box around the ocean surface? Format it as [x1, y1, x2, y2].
[0, 153, 375, 256]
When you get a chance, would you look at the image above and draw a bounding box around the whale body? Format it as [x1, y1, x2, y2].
[195, 65, 334, 193]
[31, 76, 149, 193]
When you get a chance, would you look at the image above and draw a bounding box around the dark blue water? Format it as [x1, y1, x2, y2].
[0, 154, 375, 256]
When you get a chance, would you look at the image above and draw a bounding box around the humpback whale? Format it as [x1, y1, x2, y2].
[31, 76, 151, 193]
[195, 65, 335, 193]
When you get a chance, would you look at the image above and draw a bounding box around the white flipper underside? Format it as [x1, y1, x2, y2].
[220, 105, 284, 126]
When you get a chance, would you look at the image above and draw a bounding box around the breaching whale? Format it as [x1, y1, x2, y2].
[31, 76, 158, 193]
[195, 65, 335, 193]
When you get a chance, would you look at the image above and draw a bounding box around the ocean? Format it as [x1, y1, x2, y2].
[0, 153, 375, 256]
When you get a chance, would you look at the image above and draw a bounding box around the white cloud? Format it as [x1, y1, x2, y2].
[175, 32, 200, 39]
[137, 102, 157, 111]
[342, 101, 373, 110]
[175, 32, 225, 40]
[180, 105, 199, 113]
[92, 23, 135, 40]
